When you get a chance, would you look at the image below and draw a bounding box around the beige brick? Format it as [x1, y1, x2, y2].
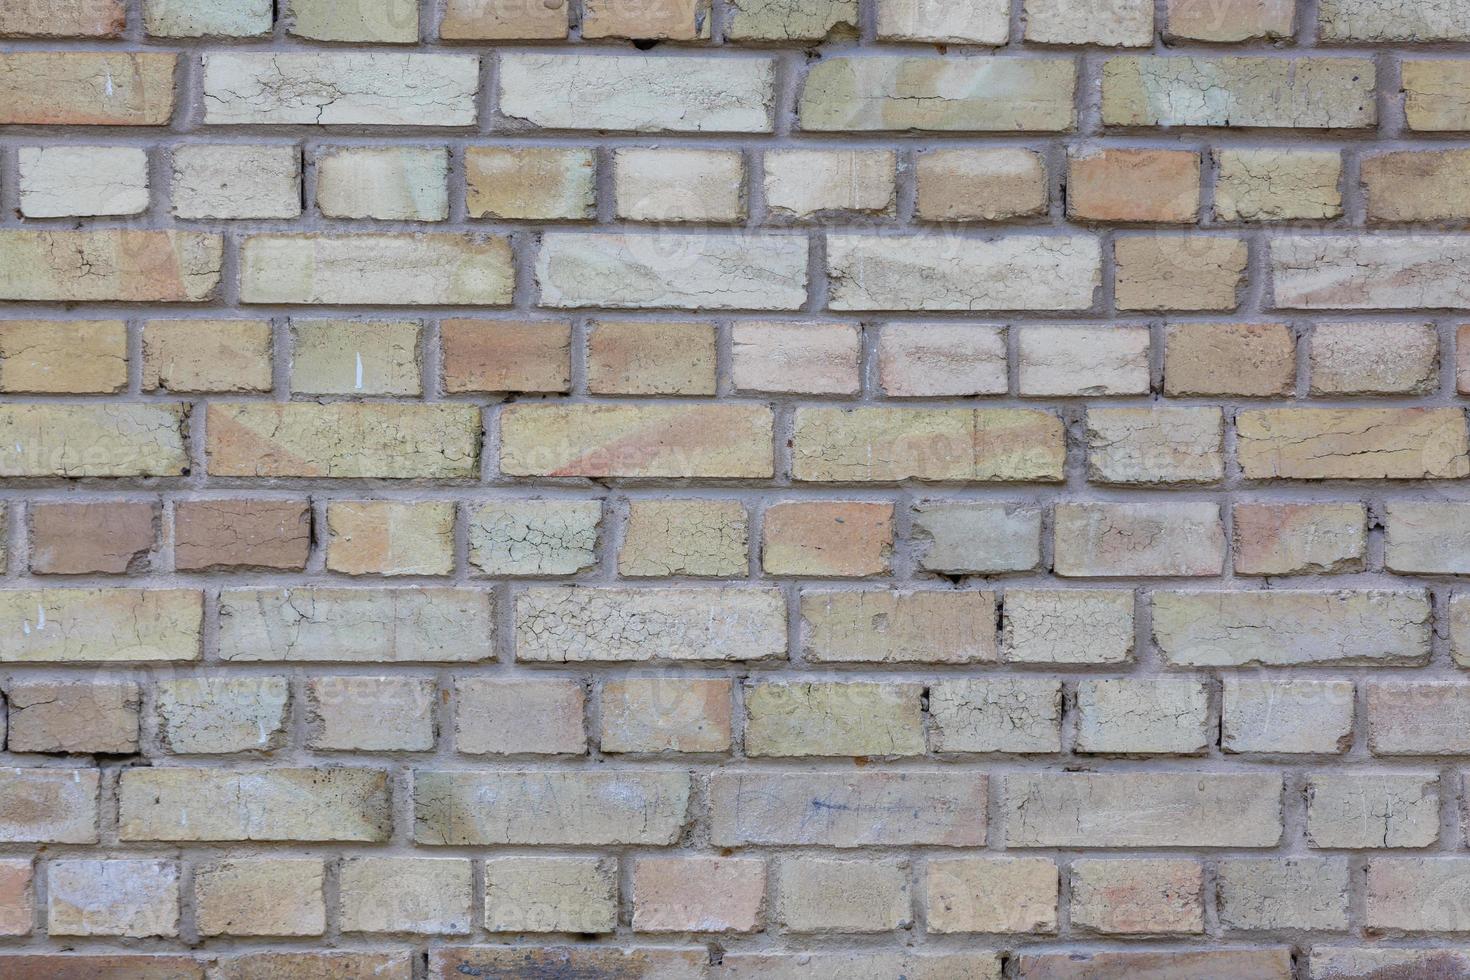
[1223, 678, 1356, 755]
[203, 53, 477, 125]
[240, 234, 511, 306]
[762, 501, 892, 577]
[1017, 325, 1149, 396]
[614, 148, 742, 222]
[633, 856, 764, 933]
[0, 859, 31, 936]
[1003, 589, 1135, 665]
[802, 590, 998, 664]
[916, 148, 1048, 222]
[1165, 0, 1295, 40]
[764, 149, 894, 218]
[928, 678, 1062, 754]
[305, 676, 435, 751]
[219, 952, 410, 980]
[1320, 0, 1470, 40]
[0, 320, 126, 394]
[583, 0, 710, 39]
[290, 319, 421, 396]
[1019, 950, 1293, 979]
[728, 0, 858, 40]
[466, 147, 595, 220]
[1103, 56, 1375, 128]
[316, 147, 446, 221]
[207, 403, 480, 479]
[913, 501, 1041, 574]
[1054, 502, 1225, 578]
[1236, 408, 1470, 480]
[1311, 322, 1438, 395]
[719, 952, 1000, 979]
[47, 860, 177, 938]
[287, 0, 418, 42]
[1067, 148, 1198, 223]
[0, 405, 188, 478]
[441, 0, 569, 38]
[1308, 774, 1440, 849]
[0, 52, 177, 125]
[1451, 594, 1470, 667]
[1115, 236, 1247, 312]
[1367, 682, 1470, 755]
[599, 677, 733, 753]
[327, 501, 453, 577]
[7, 681, 138, 754]
[143, 320, 273, 393]
[1273, 236, 1470, 310]
[1153, 590, 1431, 667]
[1004, 773, 1282, 848]
[1076, 679, 1210, 755]
[18, 146, 147, 217]
[414, 770, 691, 845]
[778, 857, 909, 932]
[173, 145, 301, 220]
[745, 680, 922, 757]
[927, 857, 1056, 934]
[0, 230, 220, 302]
[1216, 149, 1342, 222]
[467, 500, 601, 576]
[341, 857, 472, 934]
[586, 321, 717, 396]
[194, 859, 324, 937]
[1218, 858, 1350, 931]
[1234, 502, 1367, 575]
[0, 0, 125, 36]
[1071, 859, 1203, 935]
[442, 319, 570, 393]
[1368, 858, 1470, 932]
[1385, 502, 1470, 574]
[1403, 61, 1470, 131]
[1025, 0, 1152, 44]
[0, 589, 200, 663]
[878, 323, 1008, 398]
[484, 856, 617, 933]
[620, 499, 747, 578]
[1164, 322, 1296, 397]
[456, 677, 585, 756]
[1364, 149, 1470, 222]
[1310, 949, 1470, 980]
[1086, 408, 1224, 485]
[732, 321, 860, 395]
[156, 677, 289, 754]
[0, 768, 98, 843]
[145, 0, 271, 36]
[876, 0, 1008, 42]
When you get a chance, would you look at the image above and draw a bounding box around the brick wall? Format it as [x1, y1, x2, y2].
[0, 0, 1468, 976]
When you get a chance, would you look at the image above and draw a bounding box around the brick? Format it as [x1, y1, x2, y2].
[1086, 408, 1224, 485]
[1236, 408, 1470, 480]
[173, 145, 301, 220]
[0, 860, 31, 936]
[1320, 0, 1470, 40]
[431, 949, 708, 979]
[145, 0, 270, 35]
[728, 0, 858, 40]
[340, 857, 472, 934]
[828, 234, 1099, 311]
[1068, 149, 1198, 223]
[441, 319, 570, 393]
[0, 0, 125, 36]
[913, 501, 1041, 574]
[928, 678, 1062, 754]
[1403, 61, 1470, 131]
[1003, 589, 1135, 665]
[1314, 322, 1438, 396]
[287, 0, 418, 42]
[1103, 56, 1375, 128]
[0, 769, 96, 844]
[711, 771, 986, 847]
[517, 587, 784, 662]
[484, 856, 617, 933]
[119, 768, 389, 842]
[1234, 502, 1367, 575]
[916, 148, 1048, 222]
[1165, 0, 1295, 41]
[876, 0, 1009, 42]
[1368, 683, 1470, 755]
[765, 150, 893, 218]
[219, 588, 493, 663]
[0, 53, 176, 125]
[1459, 324, 1470, 393]
[414, 770, 690, 845]
[18, 146, 147, 218]
[0, 230, 220, 303]
[1307, 774, 1440, 849]
[801, 590, 998, 664]
[0, 405, 188, 478]
[537, 232, 805, 310]
[878, 323, 1008, 397]
[584, 0, 709, 38]
[1076, 679, 1210, 755]
[1070, 859, 1203, 935]
[455, 677, 586, 755]
[1153, 591, 1432, 667]
[619, 500, 747, 578]
[0, 589, 200, 663]
[467, 500, 601, 576]
[306, 675, 435, 751]
[1054, 501, 1225, 578]
[633, 856, 763, 932]
[719, 952, 1000, 979]
[1164, 323, 1296, 397]
[203, 53, 477, 125]
[1223, 678, 1356, 754]
[30, 502, 155, 574]
[1004, 773, 1282, 848]
[1017, 325, 1149, 396]
[1215, 149, 1343, 222]
[215, 953, 412, 980]
[1367, 859, 1470, 931]
[762, 501, 892, 577]
[47, 860, 177, 938]
[466, 147, 595, 220]
[502, 54, 773, 131]
[207, 403, 481, 479]
[1019, 951, 1293, 980]
[778, 857, 909, 932]
[1273, 236, 1470, 309]
[7, 681, 138, 754]
[1310, 949, 1470, 980]
[792, 407, 1066, 483]
[326, 501, 454, 577]
[745, 680, 922, 757]
[1364, 150, 1470, 222]
[1024, 0, 1153, 44]
[587, 321, 717, 396]
[291, 319, 421, 396]
[0, 956, 201, 980]
[599, 677, 733, 753]
[501, 404, 772, 478]
[440, 0, 568, 38]
[316, 147, 446, 221]
[174, 500, 310, 572]
[732, 321, 859, 395]
[156, 677, 289, 754]
[615, 148, 741, 222]
[1386, 502, 1470, 574]
[927, 857, 1056, 934]
[194, 859, 324, 937]
[143, 320, 273, 393]
[0, 320, 126, 394]
[1219, 859, 1350, 931]
[240, 234, 511, 306]
[1115, 236, 1247, 312]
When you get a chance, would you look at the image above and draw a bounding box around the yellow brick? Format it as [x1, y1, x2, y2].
[142, 320, 273, 393]
[0, 321, 126, 393]
[0, 404, 188, 477]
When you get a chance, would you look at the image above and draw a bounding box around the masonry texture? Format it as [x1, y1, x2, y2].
[2, 0, 1470, 976]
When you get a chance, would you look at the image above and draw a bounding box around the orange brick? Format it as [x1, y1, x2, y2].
[762, 501, 893, 577]
[1068, 149, 1200, 223]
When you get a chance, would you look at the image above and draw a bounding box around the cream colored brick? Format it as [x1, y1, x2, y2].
[1071, 859, 1203, 935]
[878, 323, 1008, 397]
[240, 234, 512, 306]
[732, 321, 860, 395]
[18, 146, 147, 217]
[340, 857, 472, 934]
[143, 319, 272, 393]
[1003, 589, 1135, 665]
[778, 857, 910, 932]
[876, 0, 1009, 42]
[1218, 858, 1350, 931]
[1018, 325, 1149, 396]
[619, 499, 747, 578]
[484, 856, 617, 933]
[467, 500, 601, 576]
[157, 677, 288, 755]
[0, 230, 220, 302]
[1311, 948, 1470, 979]
[1103, 56, 1376, 128]
[287, 0, 418, 42]
[1086, 407, 1225, 485]
[0, 768, 98, 843]
[327, 501, 454, 577]
[0, 320, 127, 394]
[316, 147, 447, 221]
[0, 589, 200, 663]
[916, 149, 1048, 222]
[928, 678, 1061, 754]
[1076, 679, 1210, 755]
[145, 0, 271, 36]
[745, 681, 922, 757]
[728, 0, 857, 39]
[912, 501, 1041, 575]
[194, 859, 324, 937]
[719, 953, 999, 979]
[1054, 502, 1225, 578]
[614, 148, 743, 223]
[927, 857, 1057, 934]
[1274, 237, 1470, 310]
[764, 150, 894, 218]
[1215, 149, 1342, 222]
[586, 321, 717, 396]
[0, 405, 188, 478]
[455, 677, 586, 756]
[802, 590, 998, 664]
[1307, 774, 1440, 849]
[172, 145, 301, 220]
[291, 319, 421, 396]
[305, 675, 435, 751]
[1320, 0, 1470, 40]
[1165, 0, 1294, 40]
[1025, 0, 1153, 45]
[1310, 322, 1438, 395]
[47, 860, 177, 938]
[1224, 678, 1355, 755]
[466, 147, 596, 220]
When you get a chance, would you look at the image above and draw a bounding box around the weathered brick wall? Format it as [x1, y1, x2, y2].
[0, 0, 1468, 976]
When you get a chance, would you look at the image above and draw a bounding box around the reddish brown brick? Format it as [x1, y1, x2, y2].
[173, 500, 310, 572]
[30, 502, 156, 575]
